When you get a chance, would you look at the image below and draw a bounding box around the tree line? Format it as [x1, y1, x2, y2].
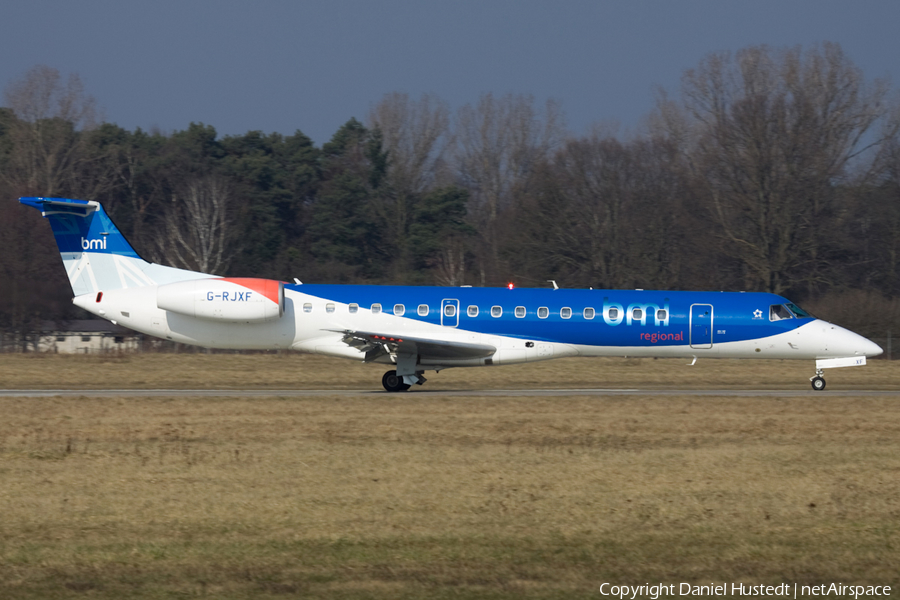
[1, 43, 899, 349]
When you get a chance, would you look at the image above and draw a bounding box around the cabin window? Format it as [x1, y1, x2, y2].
[467, 305, 479, 317]
[303, 303, 312, 313]
[491, 306, 502, 318]
[515, 306, 526, 318]
[770, 304, 793, 321]
[656, 309, 667, 321]
[632, 308, 643, 320]
[418, 304, 429, 316]
[81, 335, 91, 342]
[607, 307, 618, 320]
[349, 303, 358, 314]
[326, 303, 335, 313]
[114, 336, 124, 344]
[561, 307, 572, 319]
[394, 304, 405, 316]
[56, 335, 65, 342]
[537, 307, 549, 319]
[371, 303, 382, 314]
[584, 307, 595, 320]
[444, 304, 456, 317]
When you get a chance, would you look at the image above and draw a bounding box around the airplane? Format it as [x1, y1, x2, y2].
[20, 196, 883, 392]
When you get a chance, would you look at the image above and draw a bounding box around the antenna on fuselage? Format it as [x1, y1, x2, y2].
[547, 280, 559, 290]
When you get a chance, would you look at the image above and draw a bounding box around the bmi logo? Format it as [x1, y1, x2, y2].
[81, 236, 107, 251]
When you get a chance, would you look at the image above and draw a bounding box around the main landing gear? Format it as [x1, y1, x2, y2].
[381, 369, 427, 392]
[382, 370, 411, 392]
[810, 368, 826, 391]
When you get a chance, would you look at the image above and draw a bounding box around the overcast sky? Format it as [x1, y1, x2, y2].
[2, 1, 898, 145]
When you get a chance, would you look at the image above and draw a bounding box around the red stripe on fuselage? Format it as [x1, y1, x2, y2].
[218, 278, 281, 304]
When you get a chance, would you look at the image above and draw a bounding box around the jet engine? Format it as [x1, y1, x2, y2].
[157, 278, 284, 323]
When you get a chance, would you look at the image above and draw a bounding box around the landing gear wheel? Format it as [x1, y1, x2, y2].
[382, 370, 409, 392]
[811, 376, 826, 391]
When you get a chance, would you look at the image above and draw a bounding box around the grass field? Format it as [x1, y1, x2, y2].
[0, 352, 897, 390]
[1, 354, 898, 599]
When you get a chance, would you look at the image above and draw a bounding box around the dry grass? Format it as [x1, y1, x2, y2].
[0, 356, 899, 598]
[0, 352, 897, 390]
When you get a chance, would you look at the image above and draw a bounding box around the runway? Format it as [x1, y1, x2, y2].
[1, 388, 898, 398]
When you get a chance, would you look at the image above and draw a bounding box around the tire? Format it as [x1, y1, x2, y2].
[811, 376, 826, 391]
[382, 370, 406, 392]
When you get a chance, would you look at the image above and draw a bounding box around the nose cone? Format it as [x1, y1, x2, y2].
[864, 338, 884, 358]
[820, 320, 883, 357]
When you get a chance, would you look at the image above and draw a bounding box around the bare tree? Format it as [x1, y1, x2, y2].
[161, 176, 235, 275]
[367, 93, 451, 278]
[679, 43, 890, 294]
[2, 65, 101, 196]
[432, 238, 468, 287]
[453, 93, 566, 283]
[369, 92, 451, 195]
[554, 134, 633, 287]
[511, 133, 687, 289]
[864, 134, 900, 293]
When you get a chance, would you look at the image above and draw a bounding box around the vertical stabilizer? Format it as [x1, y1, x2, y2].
[19, 197, 212, 295]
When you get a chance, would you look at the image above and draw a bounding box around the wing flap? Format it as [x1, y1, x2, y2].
[333, 329, 496, 360]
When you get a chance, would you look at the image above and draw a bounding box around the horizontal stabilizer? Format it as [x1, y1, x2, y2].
[20, 197, 100, 217]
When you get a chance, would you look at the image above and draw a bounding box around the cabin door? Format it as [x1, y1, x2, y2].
[690, 304, 713, 349]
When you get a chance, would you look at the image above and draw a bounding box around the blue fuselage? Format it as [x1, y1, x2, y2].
[292, 284, 802, 349]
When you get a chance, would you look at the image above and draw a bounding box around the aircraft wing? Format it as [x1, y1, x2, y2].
[331, 329, 496, 361]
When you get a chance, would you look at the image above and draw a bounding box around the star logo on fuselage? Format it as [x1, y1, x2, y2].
[753, 309, 763, 319]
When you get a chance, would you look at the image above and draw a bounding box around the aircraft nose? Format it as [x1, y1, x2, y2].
[863, 337, 884, 358]
[827, 322, 883, 357]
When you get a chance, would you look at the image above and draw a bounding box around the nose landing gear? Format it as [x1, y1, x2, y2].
[810, 368, 826, 391]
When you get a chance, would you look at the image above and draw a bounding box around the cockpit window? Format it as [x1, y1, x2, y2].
[785, 303, 813, 319]
[769, 304, 794, 321]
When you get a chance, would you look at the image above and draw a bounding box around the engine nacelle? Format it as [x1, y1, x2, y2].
[157, 278, 284, 323]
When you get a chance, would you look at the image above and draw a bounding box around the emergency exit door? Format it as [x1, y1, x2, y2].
[441, 298, 459, 327]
